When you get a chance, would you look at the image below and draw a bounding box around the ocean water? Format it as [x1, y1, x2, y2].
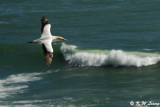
[1, 0, 160, 107]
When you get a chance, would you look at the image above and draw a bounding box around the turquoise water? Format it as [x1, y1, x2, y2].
[1, 0, 160, 106]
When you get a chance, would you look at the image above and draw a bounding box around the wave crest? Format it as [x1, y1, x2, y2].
[61, 43, 160, 67]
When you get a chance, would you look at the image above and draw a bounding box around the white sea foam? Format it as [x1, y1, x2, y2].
[0, 21, 9, 24]
[0, 73, 42, 99]
[13, 100, 45, 104]
[12, 97, 74, 107]
[61, 43, 160, 67]
[143, 48, 152, 51]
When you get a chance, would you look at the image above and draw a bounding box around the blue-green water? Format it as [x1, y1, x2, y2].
[1, 0, 160, 107]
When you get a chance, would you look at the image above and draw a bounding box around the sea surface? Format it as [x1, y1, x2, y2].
[0, 0, 160, 107]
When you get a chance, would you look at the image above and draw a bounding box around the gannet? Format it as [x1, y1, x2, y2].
[28, 16, 67, 67]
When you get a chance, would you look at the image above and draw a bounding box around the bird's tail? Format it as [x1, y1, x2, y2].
[28, 41, 39, 43]
[28, 41, 34, 43]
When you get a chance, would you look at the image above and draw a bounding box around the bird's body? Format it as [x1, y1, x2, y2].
[29, 17, 67, 66]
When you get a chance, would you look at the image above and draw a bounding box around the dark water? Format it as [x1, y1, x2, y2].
[1, 0, 160, 107]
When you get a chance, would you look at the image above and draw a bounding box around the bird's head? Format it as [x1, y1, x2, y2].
[56, 36, 67, 41]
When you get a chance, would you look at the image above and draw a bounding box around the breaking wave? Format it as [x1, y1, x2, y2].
[2, 43, 160, 68]
[61, 43, 160, 67]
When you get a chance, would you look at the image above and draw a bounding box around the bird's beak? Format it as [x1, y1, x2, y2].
[57, 36, 68, 41]
[63, 38, 68, 41]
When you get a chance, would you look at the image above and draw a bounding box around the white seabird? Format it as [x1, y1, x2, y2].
[29, 17, 67, 67]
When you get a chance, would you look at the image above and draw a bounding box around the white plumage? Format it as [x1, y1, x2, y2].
[41, 24, 52, 38]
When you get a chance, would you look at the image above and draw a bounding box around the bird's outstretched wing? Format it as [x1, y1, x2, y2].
[41, 24, 52, 38]
[42, 41, 53, 67]
[41, 16, 49, 33]
[41, 17, 52, 38]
